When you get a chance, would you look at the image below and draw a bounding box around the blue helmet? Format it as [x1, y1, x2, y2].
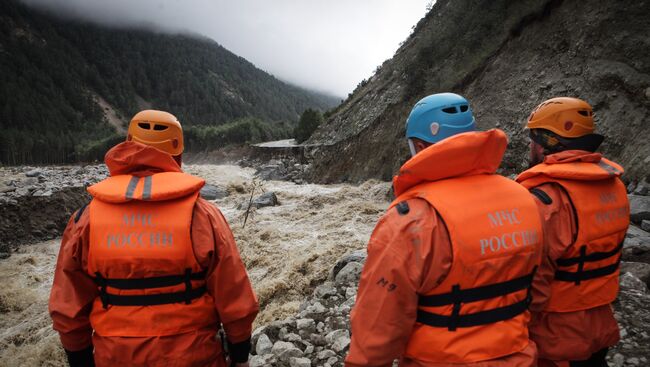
[405, 93, 476, 144]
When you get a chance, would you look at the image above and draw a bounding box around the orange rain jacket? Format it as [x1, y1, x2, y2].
[49, 142, 259, 367]
[346, 130, 543, 367]
[516, 150, 629, 365]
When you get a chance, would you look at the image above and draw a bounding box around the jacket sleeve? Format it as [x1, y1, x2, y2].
[528, 183, 578, 311]
[192, 199, 259, 345]
[345, 199, 452, 367]
[48, 206, 98, 352]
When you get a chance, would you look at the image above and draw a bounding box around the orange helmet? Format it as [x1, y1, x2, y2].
[527, 97, 594, 138]
[127, 110, 184, 156]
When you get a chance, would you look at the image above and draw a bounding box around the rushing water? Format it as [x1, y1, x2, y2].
[0, 164, 390, 366]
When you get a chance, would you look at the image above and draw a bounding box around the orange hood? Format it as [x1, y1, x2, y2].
[516, 150, 624, 183]
[393, 129, 508, 197]
[104, 141, 182, 177]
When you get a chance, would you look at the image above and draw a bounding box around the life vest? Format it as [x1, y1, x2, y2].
[86, 172, 219, 337]
[516, 153, 629, 313]
[391, 130, 543, 363]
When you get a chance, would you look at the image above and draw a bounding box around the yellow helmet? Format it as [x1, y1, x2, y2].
[127, 110, 183, 156]
[527, 97, 594, 138]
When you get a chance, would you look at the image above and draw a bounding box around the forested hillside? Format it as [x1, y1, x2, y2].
[0, 0, 338, 164]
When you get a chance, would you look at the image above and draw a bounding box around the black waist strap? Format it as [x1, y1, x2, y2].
[94, 270, 207, 290]
[556, 242, 623, 267]
[94, 268, 207, 308]
[416, 297, 530, 329]
[100, 285, 207, 306]
[418, 271, 535, 307]
[554, 242, 622, 285]
[555, 257, 621, 283]
[417, 268, 536, 331]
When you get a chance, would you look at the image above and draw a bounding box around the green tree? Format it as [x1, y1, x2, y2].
[294, 109, 323, 143]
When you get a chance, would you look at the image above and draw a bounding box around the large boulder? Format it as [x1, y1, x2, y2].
[331, 249, 367, 279]
[252, 192, 279, 208]
[334, 262, 363, 286]
[629, 195, 650, 224]
[200, 184, 228, 200]
[620, 262, 650, 286]
[620, 272, 649, 294]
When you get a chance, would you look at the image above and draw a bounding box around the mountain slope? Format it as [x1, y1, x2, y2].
[307, 0, 650, 184]
[0, 0, 338, 164]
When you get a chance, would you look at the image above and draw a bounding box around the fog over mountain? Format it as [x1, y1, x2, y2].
[22, 0, 431, 97]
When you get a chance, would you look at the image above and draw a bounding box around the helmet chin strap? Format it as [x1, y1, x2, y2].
[408, 139, 418, 157]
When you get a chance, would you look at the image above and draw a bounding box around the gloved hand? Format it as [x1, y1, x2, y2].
[227, 338, 251, 367]
[65, 345, 95, 367]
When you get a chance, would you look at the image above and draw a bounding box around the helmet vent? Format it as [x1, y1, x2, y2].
[153, 124, 168, 131]
[442, 107, 457, 114]
[577, 110, 591, 117]
[459, 105, 469, 112]
[138, 122, 151, 129]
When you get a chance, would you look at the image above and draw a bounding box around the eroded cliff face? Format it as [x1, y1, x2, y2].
[307, 0, 650, 183]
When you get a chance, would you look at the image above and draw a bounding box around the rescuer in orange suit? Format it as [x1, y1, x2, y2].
[49, 110, 258, 367]
[516, 97, 630, 367]
[345, 93, 544, 367]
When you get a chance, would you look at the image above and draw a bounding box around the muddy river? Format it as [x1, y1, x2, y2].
[0, 164, 390, 366]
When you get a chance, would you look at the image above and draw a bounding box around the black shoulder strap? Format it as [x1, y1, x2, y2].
[74, 203, 89, 223]
[395, 201, 410, 215]
[530, 188, 552, 205]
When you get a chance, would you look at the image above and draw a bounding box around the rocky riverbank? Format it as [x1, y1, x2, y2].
[1, 163, 649, 366]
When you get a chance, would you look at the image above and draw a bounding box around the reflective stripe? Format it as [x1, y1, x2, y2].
[142, 176, 152, 200]
[597, 161, 620, 176]
[125, 176, 140, 199]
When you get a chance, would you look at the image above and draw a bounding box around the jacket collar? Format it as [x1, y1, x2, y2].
[104, 141, 182, 177]
[393, 129, 508, 196]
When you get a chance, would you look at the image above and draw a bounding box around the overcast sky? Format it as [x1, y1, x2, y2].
[23, 0, 431, 97]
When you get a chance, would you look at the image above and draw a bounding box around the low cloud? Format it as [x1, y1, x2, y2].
[23, 0, 430, 97]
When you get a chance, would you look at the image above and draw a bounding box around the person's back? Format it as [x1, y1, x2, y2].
[345, 93, 543, 367]
[49, 110, 258, 367]
[516, 97, 630, 367]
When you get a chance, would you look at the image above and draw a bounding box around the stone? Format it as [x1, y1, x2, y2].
[296, 318, 316, 332]
[629, 195, 650, 224]
[0, 184, 15, 193]
[32, 189, 52, 197]
[345, 287, 357, 300]
[642, 220, 650, 232]
[289, 357, 311, 367]
[627, 357, 640, 365]
[313, 282, 338, 298]
[252, 192, 279, 208]
[620, 272, 649, 294]
[304, 301, 327, 319]
[200, 184, 228, 200]
[255, 333, 273, 355]
[256, 164, 288, 181]
[332, 333, 351, 352]
[612, 353, 625, 367]
[317, 349, 336, 360]
[335, 261, 363, 286]
[627, 225, 650, 239]
[303, 345, 314, 355]
[24, 169, 42, 177]
[325, 329, 349, 344]
[272, 341, 303, 362]
[620, 262, 650, 285]
[332, 250, 367, 279]
[634, 182, 649, 196]
[628, 182, 637, 194]
[250, 354, 276, 367]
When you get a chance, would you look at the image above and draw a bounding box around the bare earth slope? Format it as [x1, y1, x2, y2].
[307, 0, 650, 183]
